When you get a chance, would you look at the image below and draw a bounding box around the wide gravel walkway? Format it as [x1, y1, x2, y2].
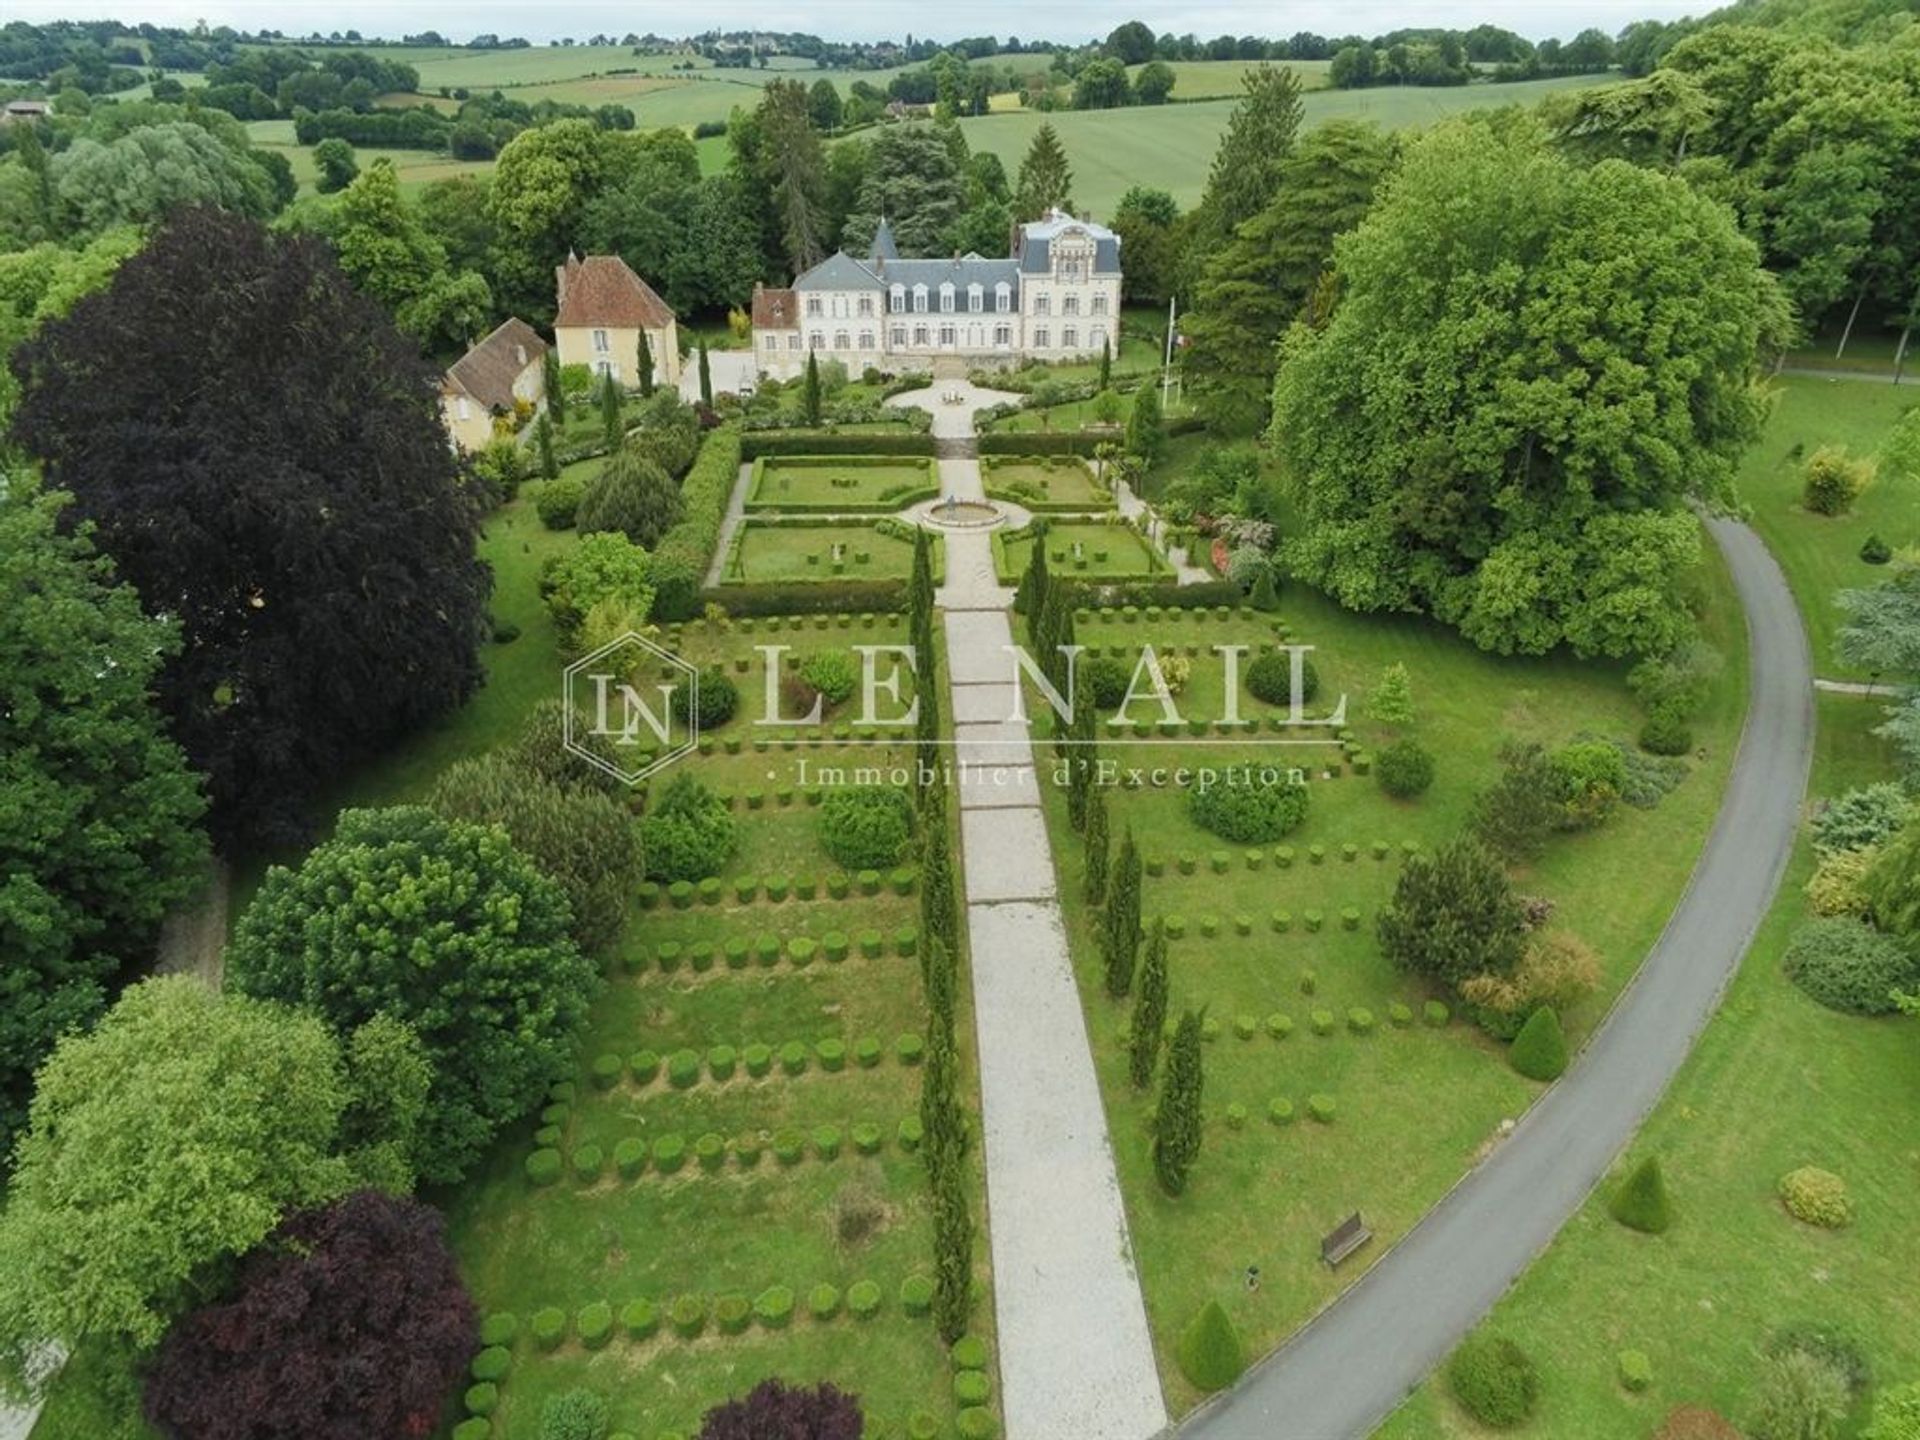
[898, 381, 1168, 1440]
[1179, 516, 1813, 1440]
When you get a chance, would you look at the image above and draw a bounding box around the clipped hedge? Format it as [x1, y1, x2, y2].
[652, 425, 743, 621]
[1778, 1166, 1852, 1228]
[1176, 1300, 1247, 1392]
[740, 431, 937, 459]
[1447, 1335, 1538, 1428]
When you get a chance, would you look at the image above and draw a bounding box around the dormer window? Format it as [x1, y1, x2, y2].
[995, 282, 1011, 313]
[939, 283, 955, 313]
[890, 285, 905, 314]
[967, 284, 983, 313]
[912, 285, 929, 313]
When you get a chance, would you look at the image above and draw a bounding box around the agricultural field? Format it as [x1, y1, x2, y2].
[1021, 542, 1747, 1415]
[994, 520, 1167, 580]
[1736, 374, 1918, 675]
[746, 456, 939, 513]
[720, 521, 941, 585]
[1127, 58, 1333, 98]
[1375, 695, 1917, 1439]
[955, 72, 1620, 217]
[244, 118, 493, 196]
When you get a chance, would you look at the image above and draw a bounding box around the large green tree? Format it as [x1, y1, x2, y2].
[841, 124, 970, 258]
[1013, 123, 1074, 220]
[1193, 64, 1305, 250]
[1838, 563, 1920, 781]
[328, 158, 493, 354]
[1377, 836, 1527, 991]
[50, 122, 276, 237]
[0, 490, 207, 1157]
[1109, 186, 1182, 304]
[1270, 119, 1783, 658]
[0, 979, 353, 1380]
[486, 119, 614, 313]
[1184, 121, 1395, 435]
[10, 209, 492, 850]
[228, 806, 599, 1184]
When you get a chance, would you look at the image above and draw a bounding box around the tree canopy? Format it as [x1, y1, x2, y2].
[10, 208, 491, 850]
[0, 489, 207, 1158]
[0, 979, 353, 1378]
[1013, 123, 1073, 221]
[142, 1190, 477, 1440]
[227, 805, 598, 1184]
[1270, 119, 1784, 658]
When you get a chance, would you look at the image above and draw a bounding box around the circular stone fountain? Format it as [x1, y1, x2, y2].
[914, 493, 1007, 530]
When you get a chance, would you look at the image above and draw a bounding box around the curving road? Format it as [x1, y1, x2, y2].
[1178, 517, 1814, 1440]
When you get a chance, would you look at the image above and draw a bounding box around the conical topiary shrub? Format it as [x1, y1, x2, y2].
[1176, 1299, 1247, 1393]
[1607, 1156, 1673, 1234]
[1509, 1006, 1567, 1082]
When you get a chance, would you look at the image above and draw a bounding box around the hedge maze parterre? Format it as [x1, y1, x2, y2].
[442, 615, 997, 1440]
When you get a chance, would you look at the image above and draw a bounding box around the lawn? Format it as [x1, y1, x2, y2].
[1020, 536, 1747, 1416]
[721, 522, 941, 585]
[994, 520, 1166, 581]
[1736, 374, 1918, 676]
[981, 456, 1114, 511]
[1373, 694, 1915, 1440]
[952, 73, 1620, 218]
[746, 456, 938, 513]
[434, 617, 994, 1439]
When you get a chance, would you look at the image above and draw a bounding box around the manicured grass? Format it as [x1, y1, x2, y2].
[1738, 374, 1918, 676]
[953, 73, 1620, 217]
[747, 456, 938, 513]
[1026, 536, 1746, 1416]
[995, 521, 1166, 581]
[982, 457, 1114, 510]
[1374, 695, 1914, 1440]
[721, 522, 941, 585]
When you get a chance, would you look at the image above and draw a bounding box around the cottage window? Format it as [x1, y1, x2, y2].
[1091, 294, 1109, 316]
[993, 324, 1011, 347]
[809, 333, 825, 350]
[834, 331, 850, 350]
[858, 330, 874, 350]
[858, 296, 874, 317]
[1063, 326, 1078, 349]
[1034, 295, 1051, 317]
[891, 325, 907, 346]
[913, 325, 930, 346]
[592, 329, 609, 353]
[806, 296, 823, 317]
[1063, 295, 1079, 317]
[939, 324, 956, 346]
[1034, 327, 1050, 348]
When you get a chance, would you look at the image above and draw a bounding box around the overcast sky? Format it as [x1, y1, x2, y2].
[17, 0, 1711, 45]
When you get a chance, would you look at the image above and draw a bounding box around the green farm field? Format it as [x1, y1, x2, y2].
[955, 72, 1620, 217]
[1737, 374, 1918, 676]
[1373, 695, 1916, 1440]
[1026, 537, 1748, 1416]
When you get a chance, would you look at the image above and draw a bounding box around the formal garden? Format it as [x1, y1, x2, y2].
[746, 455, 941, 513]
[720, 520, 944, 586]
[994, 519, 1167, 582]
[980, 455, 1116, 511]
[1008, 547, 1750, 1414]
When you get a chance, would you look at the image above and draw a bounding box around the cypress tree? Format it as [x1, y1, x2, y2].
[1153, 1009, 1204, 1196]
[1102, 828, 1143, 997]
[697, 338, 713, 407]
[599, 373, 622, 449]
[803, 350, 822, 426]
[1129, 919, 1168, 1088]
[1098, 338, 1112, 390]
[1176, 1300, 1246, 1392]
[1126, 382, 1164, 462]
[924, 934, 958, 1039]
[534, 412, 558, 480]
[910, 526, 936, 623]
[921, 836, 960, 983]
[1066, 693, 1098, 832]
[543, 349, 566, 425]
[1083, 782, 1110, 905]
[921, 1013, 965, 1160]
[1016, 519, 1050, 625]
[637, 329, 656, 397]
[1248, 565, 1279, 612]
[929, 1147, 973, 1343]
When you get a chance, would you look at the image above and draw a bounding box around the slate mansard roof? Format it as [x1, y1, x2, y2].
[788, 209, 1117, 297]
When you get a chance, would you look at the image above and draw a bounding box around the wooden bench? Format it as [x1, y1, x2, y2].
[1320, 1212, 1373, 1268]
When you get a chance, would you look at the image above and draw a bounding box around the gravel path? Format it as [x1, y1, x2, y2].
[1177, 516, 1813, 1440]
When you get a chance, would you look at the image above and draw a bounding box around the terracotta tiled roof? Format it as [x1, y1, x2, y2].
[445, 317, 547, 412]
[752, 284, 798, 329]
[554, 253, 676, 330]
